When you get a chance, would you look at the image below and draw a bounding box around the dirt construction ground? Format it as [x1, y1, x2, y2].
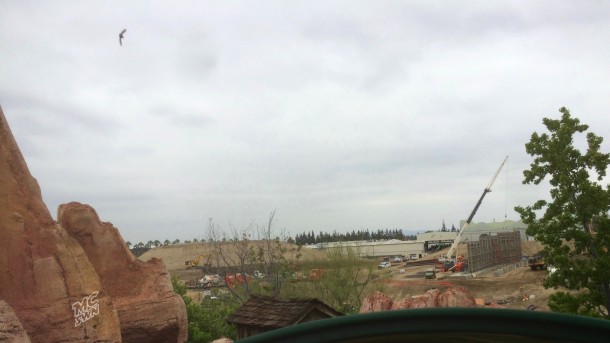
[381, 262, 552, 311]
[379, 241, 555, 311]
[167, 241, 556, 311]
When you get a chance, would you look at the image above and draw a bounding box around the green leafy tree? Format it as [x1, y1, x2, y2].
[171, 276, 237, 342]
[281, 244, 377, 314]
[515, 107, 610, 318]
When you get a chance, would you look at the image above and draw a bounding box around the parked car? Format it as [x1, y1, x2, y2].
[393, 256, 402, 263]
[378, 262, 391, 269]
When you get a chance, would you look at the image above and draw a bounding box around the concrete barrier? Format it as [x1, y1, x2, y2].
[473, 261, 527, 278]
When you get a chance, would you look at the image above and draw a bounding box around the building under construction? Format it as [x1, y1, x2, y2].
[466, 231, 522, 273]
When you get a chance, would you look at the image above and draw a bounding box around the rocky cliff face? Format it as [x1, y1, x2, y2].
[358, 291, 393, 313]
[0, 300, 32, 342]
[360, 287, 476, 313]
[58, 202, 187, 343]
[0, 107, 122, 342]
[0, 106, 187, 342]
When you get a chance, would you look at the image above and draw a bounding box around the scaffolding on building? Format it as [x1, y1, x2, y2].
[467, 231, 522, 273]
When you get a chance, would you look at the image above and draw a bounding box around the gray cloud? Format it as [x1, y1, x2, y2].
[2, 1, 610, 243]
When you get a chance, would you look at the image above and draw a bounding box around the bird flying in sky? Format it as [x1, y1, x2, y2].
[119, 29, 126, 46]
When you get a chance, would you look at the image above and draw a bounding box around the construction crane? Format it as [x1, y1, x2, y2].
[444, 156, 509, 262]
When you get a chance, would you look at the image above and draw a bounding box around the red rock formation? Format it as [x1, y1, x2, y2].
[0, 300, 32, 342]
[58, 202, 187, 343]
[437, 287, 476, 308]
[359, 291, 393, 313]
[0, 107, 122, 342]
[361, 288, 476, 313]
[391, 289, 441, 309]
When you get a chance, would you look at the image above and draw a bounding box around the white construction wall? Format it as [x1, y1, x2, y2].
[316, 240, 426, 259]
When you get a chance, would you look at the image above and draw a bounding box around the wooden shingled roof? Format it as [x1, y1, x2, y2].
[226, 295, 344, 329]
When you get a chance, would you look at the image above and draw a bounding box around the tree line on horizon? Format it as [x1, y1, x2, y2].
[126, 228, 419, 250]
[126, 239, 195, 249]
[294, 228, 416, 245]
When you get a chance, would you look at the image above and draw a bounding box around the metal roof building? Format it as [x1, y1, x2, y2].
[227, 295, 343, 340]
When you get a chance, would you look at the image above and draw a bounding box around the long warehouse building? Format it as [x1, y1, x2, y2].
[307, 239, 426, 260]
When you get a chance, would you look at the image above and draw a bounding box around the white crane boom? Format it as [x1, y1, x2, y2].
[444, 156, 508, 261]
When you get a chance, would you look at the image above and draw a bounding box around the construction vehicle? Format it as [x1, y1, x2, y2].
[184, 254, 212, 270]
[199, 274, 222, 288]
[528, 255, 546, 270]
[447, 256, 466, 272]
[439, 256, 466, 272]
[224, 273, 253, 288]
[185, 274, 222, 289]
[441, 156, 508, 268]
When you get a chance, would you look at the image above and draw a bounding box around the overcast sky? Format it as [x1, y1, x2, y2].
[2, 1, 610, 244]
